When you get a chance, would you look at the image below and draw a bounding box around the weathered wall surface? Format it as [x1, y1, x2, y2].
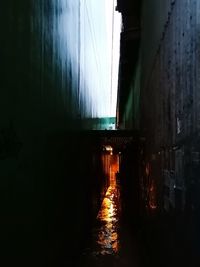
[140, 0, 200, 225]
[141, 0, 173, 89]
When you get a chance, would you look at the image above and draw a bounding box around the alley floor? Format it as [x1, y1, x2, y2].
[71, 176, 200, 267]
[74, 165, 141, 267]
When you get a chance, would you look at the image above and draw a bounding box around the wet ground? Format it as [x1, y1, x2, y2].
[72, 176, 200, 267]
[75, 165, 140, 267]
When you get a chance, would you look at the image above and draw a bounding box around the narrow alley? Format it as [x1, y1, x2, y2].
[1, 1, 200, 267]
[77, 151, 140, 267]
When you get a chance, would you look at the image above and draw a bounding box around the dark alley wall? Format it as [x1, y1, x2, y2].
[140, 0, 200, 223]
[119, 141, 141, 226]
[116, 2, 140, 130]
[119, 58, 141, 130]
[0, 1, 108, 266]
[117, 0, 200, 232]
[141, 0, 173, 89]
[1, 1, 81, 133]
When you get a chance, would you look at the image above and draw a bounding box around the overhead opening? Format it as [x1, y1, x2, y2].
[58, 0, 121, 129]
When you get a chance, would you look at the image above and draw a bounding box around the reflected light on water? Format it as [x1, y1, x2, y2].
[96, 155, 120, 255]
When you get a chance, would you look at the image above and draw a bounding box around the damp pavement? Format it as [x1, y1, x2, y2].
[75, 169, 141, 267]
[72, 179, 200, 267]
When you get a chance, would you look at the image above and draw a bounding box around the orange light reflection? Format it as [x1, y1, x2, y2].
[97, 154, 120, 255]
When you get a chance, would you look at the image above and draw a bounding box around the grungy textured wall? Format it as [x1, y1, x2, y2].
[140, 0, 200, 220]
[141, 0, 174, 89]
